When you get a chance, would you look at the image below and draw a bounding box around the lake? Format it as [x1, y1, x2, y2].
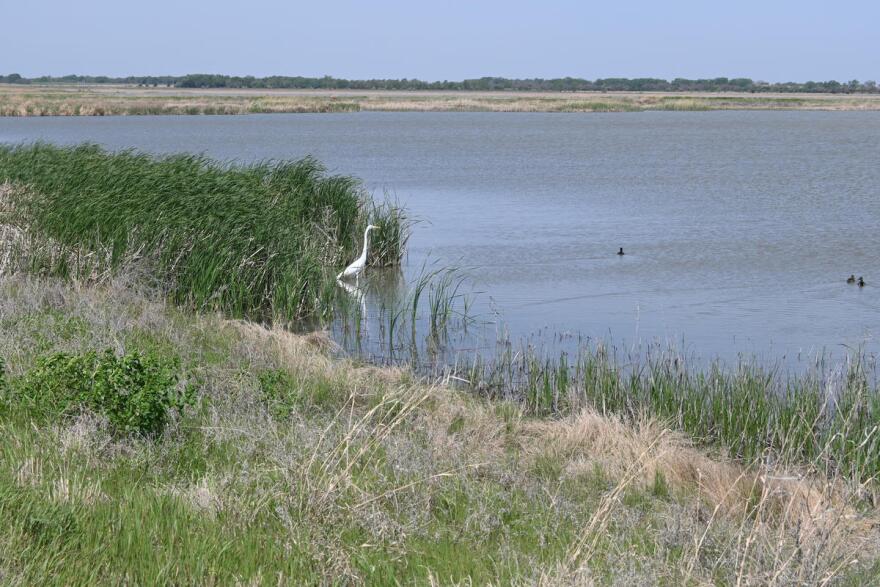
[2, 111, 879, 368]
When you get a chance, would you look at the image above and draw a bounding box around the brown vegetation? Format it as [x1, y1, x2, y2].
[3, 84, 880, 116]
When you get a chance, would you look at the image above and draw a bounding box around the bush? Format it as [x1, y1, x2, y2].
[11, 350, 192, 436]
[258, 368, 298, 420]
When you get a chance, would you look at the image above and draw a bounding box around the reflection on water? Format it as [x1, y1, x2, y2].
[2, 111, 879, 369]
[331, 265, 489, 369]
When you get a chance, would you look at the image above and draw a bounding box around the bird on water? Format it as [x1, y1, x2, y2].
[859, 277, 866, 287]
[617, 247, 625, 256]
[847, 275, 856, 284]
[337, 225, 379, 287]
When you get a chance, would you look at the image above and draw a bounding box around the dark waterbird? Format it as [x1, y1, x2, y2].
[617, 247, 625, 256]
[859, 277, 866, 287]
[847, 275, 856, 284]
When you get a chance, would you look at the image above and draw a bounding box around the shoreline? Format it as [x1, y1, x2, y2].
[1, 274, 878, 583]
[3, 84, 880, 115]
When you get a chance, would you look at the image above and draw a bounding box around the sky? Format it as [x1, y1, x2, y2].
[2, 0, 878, 82]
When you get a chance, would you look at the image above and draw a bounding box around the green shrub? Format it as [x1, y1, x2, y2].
[12, 350, 193, 436]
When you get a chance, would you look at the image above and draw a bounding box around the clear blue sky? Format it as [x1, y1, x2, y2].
[2, 0, 877, 81]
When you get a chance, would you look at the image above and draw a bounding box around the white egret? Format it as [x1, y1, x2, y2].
[337, 224, 379, 287]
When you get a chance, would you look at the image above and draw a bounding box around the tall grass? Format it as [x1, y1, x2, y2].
[467, 340, 880, 486]
[0, 143, 407, 321]
[364, 199, 409, 267]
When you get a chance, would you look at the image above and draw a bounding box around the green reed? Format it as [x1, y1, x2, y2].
[468, 341, 880, 483]
[0, 143, 406, 321]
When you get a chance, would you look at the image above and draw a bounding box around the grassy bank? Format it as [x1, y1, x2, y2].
[0, 143, 406, 321]
[463, 342, 880, 487]
[1, 275, 878, 584]
[3, 85, 880, 115]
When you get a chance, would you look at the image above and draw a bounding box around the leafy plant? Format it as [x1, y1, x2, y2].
[258, 368, 298, 420]
[12, 349, 192, 436]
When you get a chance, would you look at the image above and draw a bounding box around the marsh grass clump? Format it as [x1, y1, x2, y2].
[0, 143, 407, 321]
[337, 262, 473, 361]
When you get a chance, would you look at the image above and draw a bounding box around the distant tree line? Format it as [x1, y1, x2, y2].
[2, 73, 878, 93]
[0, 73, 180, 87]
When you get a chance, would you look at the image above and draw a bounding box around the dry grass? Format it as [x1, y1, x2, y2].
[3, 84, 880, 115]
[354, 336, 879, 582]
[521, 411, 875, 583]
[421, 382, 880, 583]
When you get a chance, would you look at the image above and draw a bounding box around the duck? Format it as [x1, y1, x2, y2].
[858, 277, 865, 287]
[617, 247, 625, 256]
[847, 275, 856, 284]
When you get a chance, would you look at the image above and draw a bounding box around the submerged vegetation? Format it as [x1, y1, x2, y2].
[0, 143, 406, 321]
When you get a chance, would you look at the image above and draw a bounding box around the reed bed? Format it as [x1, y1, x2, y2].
[0, 88, 361, 116]
[0, 143, 407, 321]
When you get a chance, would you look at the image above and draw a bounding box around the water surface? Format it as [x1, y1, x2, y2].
[2, 111, 878, 367]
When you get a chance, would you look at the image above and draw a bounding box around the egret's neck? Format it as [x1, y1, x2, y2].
[358, 227, 372, 262]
